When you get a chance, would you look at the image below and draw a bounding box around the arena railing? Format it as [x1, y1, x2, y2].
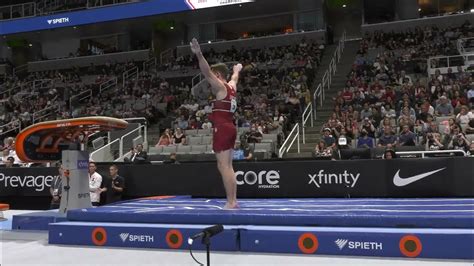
[361, 12, 473, 34]
[69, 89, 92, 110]
[0, 120, 21, 141]
[32, 103, 60, 124]
[176, 30, 326, 57]
[12, 64, 28, 76]
[312, 30, 346, 118]
[118, 124, 146, 159]
[27, 49, 150, 72]
[0, 0, 137, 20]
[90, 137, 120, 162]
[301, 103, 313, 144]
[122, 66, 138, 87]
[90, 117, 147, 162]
[99, 77, 118, 94]
[0, 2, 36, 20]
[278, 123, 300, 158]
[143, 57, 157, 73]
[123, 117, 148, 146]
[160, 48, 174, 65]
[426, 54, 471, 75]
[396, 150, 467, 158]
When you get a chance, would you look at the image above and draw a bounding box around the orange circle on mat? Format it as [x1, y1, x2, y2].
[166, 229, 183, 249]
[0, 204, 9, 211]
[399, 235, 422, 258]
[298, 233, 319, 254]
[91, 227, 107, 246]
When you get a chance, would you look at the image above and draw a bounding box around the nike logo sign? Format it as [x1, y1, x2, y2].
[393, 168, 446, 187]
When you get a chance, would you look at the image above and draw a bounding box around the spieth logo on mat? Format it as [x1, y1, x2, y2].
[235, 170, 280, 189]
[335, 239, 348, 250]
[47, 17, 69, 25]
[119, 233, 154, 243]
[308, 170, 360, 188]
[334, 239, 383, 251]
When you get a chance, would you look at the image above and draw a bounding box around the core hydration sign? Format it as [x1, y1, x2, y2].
[0, 0, 255, 35]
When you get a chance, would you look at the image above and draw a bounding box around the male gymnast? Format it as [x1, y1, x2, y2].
[190, 38, 242, 209]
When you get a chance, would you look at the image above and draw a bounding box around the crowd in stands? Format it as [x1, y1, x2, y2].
[1, 36, 325, 165]
[315, 22, 474, 160]
[153, 38, 324, 151]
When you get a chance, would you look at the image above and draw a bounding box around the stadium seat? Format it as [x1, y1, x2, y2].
[254, 142, 272, 153]
[148, 146, 163, 154]
[161, 145, 177, 154]
[177, 145, 191, 154]
[197, 128, 212, 135]
[190, 145, 207, 153]
[202, 136, 212, 145]
[185, 129, 198, 136]
[188, 136, 203, 145]
[262, 134, 278, 142]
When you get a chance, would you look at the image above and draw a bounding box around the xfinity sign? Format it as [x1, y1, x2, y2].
[0, 173, 55, 192]
[308, 170, 360, 188]
[47, 17, 70, 25]
[236, 170, 280, 189]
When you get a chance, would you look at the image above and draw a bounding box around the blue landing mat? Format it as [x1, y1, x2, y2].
[67, 197, 474, 228]
[12, 211, 67, 230]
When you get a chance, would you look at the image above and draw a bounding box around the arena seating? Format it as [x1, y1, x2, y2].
[314, 22, 474, 159]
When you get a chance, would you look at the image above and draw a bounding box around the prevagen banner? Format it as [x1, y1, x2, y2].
[0, 0, 254, 35]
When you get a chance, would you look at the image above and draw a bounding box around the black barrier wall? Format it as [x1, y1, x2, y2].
[1, 158, 473, 206]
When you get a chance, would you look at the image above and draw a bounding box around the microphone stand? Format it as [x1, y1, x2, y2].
[201, 232, 211, 266]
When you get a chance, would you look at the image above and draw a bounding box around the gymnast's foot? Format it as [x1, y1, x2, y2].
[223, 201, 239, 210]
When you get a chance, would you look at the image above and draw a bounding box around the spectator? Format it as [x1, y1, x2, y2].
[378, 125, 397, 147]
[88, 162, 102, 207]
[357, 129, 375, 148]
[360, 103, 372, 120]
[468, 86, 474, 106]
[247, 125, 263, 144]
[101, 164, 125, 204]
[383, 149, 396, 160]
[0, 149, 10, 165]
[448, 132, 470, 152]
[466, 118, 474, 134]
[176, 115, 189, 130]
[4, 156, 15, 168]
[468, 142, 474, 156]
[398, 125, 417, 146]
[336, 128, 352, 149]
[435, 96, 454, 116]
[360, 117, 376, 138]
[455, 105, 474, 126]
[314, 140, 333, 159]
[425, 133, 444, 151]
[49, 162, 64, 209]
[321, 128, 336, 148]
[164, 152, 180, 164]
[172, 128, 187, 145]
[128, 144, 148, 163]
[201, 118, 212, 129]
[233, 142, 253, 161]
[156, 128, 172, 147]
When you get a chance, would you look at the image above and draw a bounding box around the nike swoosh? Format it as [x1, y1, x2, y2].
[393, 168, 446, 187]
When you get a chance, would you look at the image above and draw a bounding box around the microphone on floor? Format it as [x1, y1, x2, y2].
[188, 224, 224, 245]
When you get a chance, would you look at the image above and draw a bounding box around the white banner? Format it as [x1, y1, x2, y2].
[186, 0, 254, 9]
